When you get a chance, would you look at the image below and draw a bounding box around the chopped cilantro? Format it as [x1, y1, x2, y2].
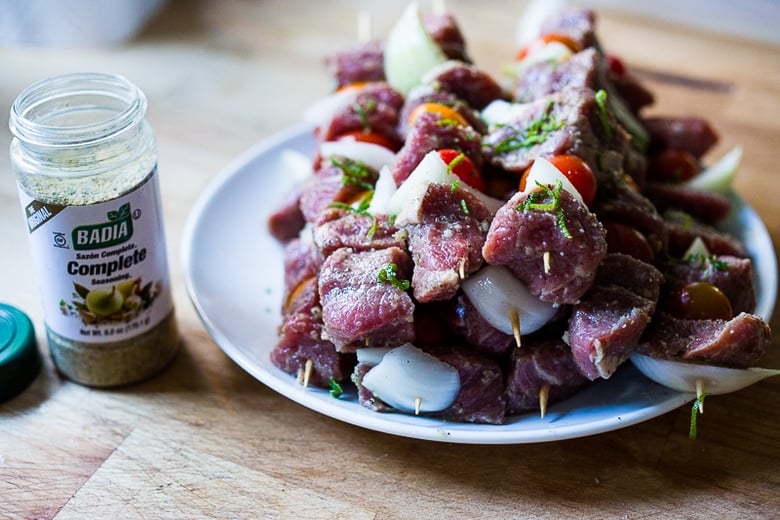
[517, 180, 572, 238]
[328, 377, 344, 398]
[594, 89, 612, 141]
[490, 102, 564, 154]
[689, 392, 709, 440]
[377, 263, 411, 291]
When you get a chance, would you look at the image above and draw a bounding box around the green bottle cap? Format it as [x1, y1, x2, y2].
[0, 303, 42, 403]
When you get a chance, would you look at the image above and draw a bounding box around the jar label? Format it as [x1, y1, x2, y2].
[18, 169, 174, 344]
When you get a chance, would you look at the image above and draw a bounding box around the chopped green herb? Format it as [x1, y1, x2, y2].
[446, 152, 466, 174]
[594, 89, 612, 141]
[330, 190, 378, 239]
[330, 156, 374, 191]
[328, 377, 344, 398]
[517, 180, 572, 238]
[490, 102, 564, 154]
[685, 253, 728, 271]
[689, 393, 708, 440]
[377, 263, 411, 291]
[435, 118, 460, 127]
[450, 179, 461, 193]
[460, 198, 470, 215]
[352, 97, 377, 132]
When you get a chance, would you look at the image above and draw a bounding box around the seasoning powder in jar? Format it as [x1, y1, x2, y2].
[9, 72, 180, 387]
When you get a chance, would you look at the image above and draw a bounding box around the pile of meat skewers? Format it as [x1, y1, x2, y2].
[266, 4, 773, 425]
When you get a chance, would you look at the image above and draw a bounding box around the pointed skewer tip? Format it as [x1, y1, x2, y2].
[539, 384, 550, 419]
[508, 309, 522, 348]
[303, 358, 314, 388]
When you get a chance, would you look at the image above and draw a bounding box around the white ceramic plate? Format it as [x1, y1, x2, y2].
[182, 125, 777, 444]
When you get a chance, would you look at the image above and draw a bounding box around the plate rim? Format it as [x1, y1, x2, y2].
[181, 124, 777, 444]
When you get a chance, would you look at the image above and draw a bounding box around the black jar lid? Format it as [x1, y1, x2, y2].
[0, 303, 41, 403]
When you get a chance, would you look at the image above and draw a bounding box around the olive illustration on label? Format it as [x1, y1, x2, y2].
[64, 277, 159, 325]
[85, 286, 124, 317]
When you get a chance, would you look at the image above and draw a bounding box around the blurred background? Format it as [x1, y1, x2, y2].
[1, 0, 778, 47]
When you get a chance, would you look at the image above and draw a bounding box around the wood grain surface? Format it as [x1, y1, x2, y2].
[1, 1, 778, 518]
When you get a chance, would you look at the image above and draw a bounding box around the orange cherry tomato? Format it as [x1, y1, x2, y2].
[408, 102, 470, 128]
[603, 222, 654, 264]
[439, 149, 485, 192]
[515, 33, 581, 61]
[664, 281, 733, 321]
[520, 155, 597, 206]
[647, 149, 700, 183]
[336, 129, 399, 151]
[336, 81, 369, 93]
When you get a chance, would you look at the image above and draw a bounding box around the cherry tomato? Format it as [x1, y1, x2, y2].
[521, 155, 597, 206]
[408, 102, 470, 128]
[606, 54, 626, 79]
[603, 222, 654, 264]
[647, 149, 700, 183]
[336, 129, 399, 151]
[664, 282, 733, 321]
[515, 33, 581, 61]
[439, 149, 485, 192]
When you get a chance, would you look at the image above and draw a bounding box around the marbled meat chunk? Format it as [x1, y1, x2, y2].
[483, 186, 607, 305]
[504, 335, 589, 414]
[427, 347, 507, 424]
[270, 313, 355, 388]
[568, 253, 664, 380]
[397, 183, 492, 303]
[637, 312, 771, 368]
[482, 87, 629, 182]
[391, 110, 483, 186]
[324, 40, 385, 89]
[313, 208, 404, 259]
[318, 246, 415, 352]
[319, 82, 404, 146]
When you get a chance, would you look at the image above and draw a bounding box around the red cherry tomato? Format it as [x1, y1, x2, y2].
[516, 33, 581, 61]
[438, 149, 485, 192]
[603, 222, 654, 264]
[647, 149, 700, 183]
[664, 282, 733, 321]
[606, 54, 626, 79]
[335, 129, 399, 151]
[520, 155, 597, 206]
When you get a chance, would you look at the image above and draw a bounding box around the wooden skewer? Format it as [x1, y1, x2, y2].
[431, 0, 447, 16]
[539, 383, 550, 419]
[543, 251, 551, 274]
[296, 367, 304, 385]
[303, 358, 314, 388]
[695, 378, 705, 414]
[508, 309, 522, 348]
[357, 10, 371, 43]
[414, 397, 422, 415]
[458, 257, 466, 280]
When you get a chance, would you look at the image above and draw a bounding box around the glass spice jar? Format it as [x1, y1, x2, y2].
[9, 72, 180, 387]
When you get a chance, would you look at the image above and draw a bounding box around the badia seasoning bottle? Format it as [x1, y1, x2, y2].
[9, 72, 180, 387]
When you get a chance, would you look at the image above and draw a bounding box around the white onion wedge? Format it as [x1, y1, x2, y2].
[319, 139, 396, 173]
[520, 156, 583, 204]
[685, 146, 742, 195]
[515, 0, 567, 47]
[385, 150, 504, 218]
[682, 236, 710, 259]
[461, 265, 557, 337]
[630, 353, 780, 395]
[356, 347, 391, 366]
[480, 99, 533, 127]
[361, 343, 460, 413]
[367, 165, 396, 215]
[383, 2, 447, 95]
